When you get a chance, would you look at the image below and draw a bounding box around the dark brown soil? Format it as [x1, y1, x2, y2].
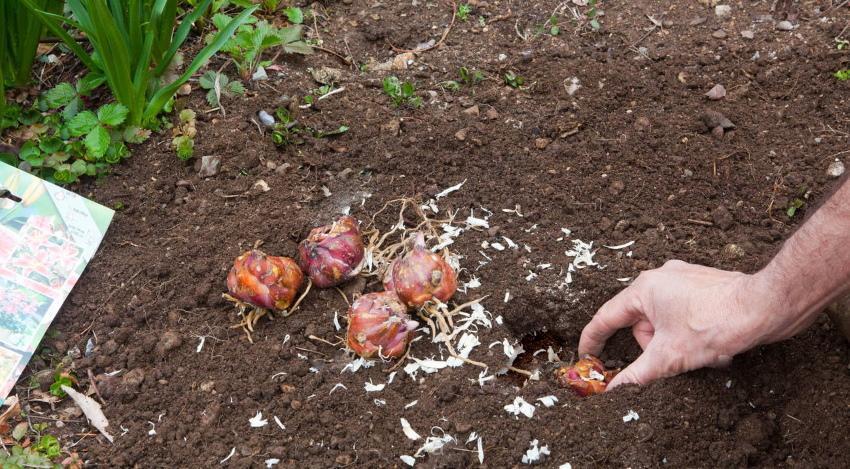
[12, 0, 850, 467]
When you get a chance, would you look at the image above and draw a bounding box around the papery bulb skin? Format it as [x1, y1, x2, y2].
[346, 292, 419, 358]
[554, 354, 618, 397]
[298, 216, 365, 288]
[226, 250, 304, 311]
[383, 233, 457, 308]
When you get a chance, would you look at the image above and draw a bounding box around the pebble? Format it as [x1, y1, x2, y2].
[827, 160, 845, 178]
[534, 138, 551, 149]
[156, 331, 183, 357]
[454, 128, 468, 141]
[463, 105, 480, 117]
[705, 84, 726, 100]
[258, 110, 275, 127]
[722, 243, 746, 259]
[776, 20, 795, 31]
[712, 205, 735, 231]
[715, 5, 732, 18]
[741, 30, 754, 39]
[712, 29, 728, 39]
[198, 155, 221, 178]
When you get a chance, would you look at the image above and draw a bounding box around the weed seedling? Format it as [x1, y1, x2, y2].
[48, 371, 75, 397]
[586, 0, 601, 31]
[835, 69, 850, 81]
[171, 109, 197, 161]
[382, 76, 423, 108]
[271, 107, 304, 147]
[199, 71, 245, 109]
[504, 71, 525, 88]
[457, 3, 472, 21]
[459, 67, 485, 85]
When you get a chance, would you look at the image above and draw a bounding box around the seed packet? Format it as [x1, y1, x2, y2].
[0, 162, 113, 404]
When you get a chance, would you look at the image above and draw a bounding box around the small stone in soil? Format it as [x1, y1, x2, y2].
[705, 84, 726, 100]
[258, 110, 275, 127]
[198, 155, 221, 178]
[712, 29, 728, 39]
[721, 243, 745, 259]
[776, 20, 794, 31]
[827, 160, 845, 178]
[535, 138, 551, 150]
[741, 30, 754, 39]
[455, 128, 468, 141]
[715, 5, 732, 18]
[156, 331, 182, 357]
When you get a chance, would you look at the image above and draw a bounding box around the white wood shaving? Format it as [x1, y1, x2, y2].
[466, 216, 490, 229]
[537, 396, 558, 407]
[504, 397, 535, 419]
[341, 357, 375, 373]
[435, 179, 466, 199]
[521, 439, 550, 464]
[524, 224, 538, 232]
[617, 277, 632, 282]
[495, 315, 504, 325]
[400, 418, 422, 440]
[364, 379, 385, 392]
[321, 185, 331, 197]
[477, 370, 495, 387]
[147, 422, 156, 436]
[309, 367, 319, 373]
[329, 383, 347, 394]
[524, 244, 532, 253]
[61, 385, 113, 442]
[414, 433, 455, 457]
[274, 416, 285, 430]
[374, 399, 386, 406]
[265, 458, 280, 468]
[405, 400, 419, 409]
[249, 411, 268, 428]
[466, 432, 478, 443]
[525, 271, 538, 281]
[477, 437, 484, 464]
[491, 242, 506, 251]
[504, 291, 511, 303]
[400, 455, 416, 466]
[333, 310, 341, 331]
[283, 334, 290, 344]
[603, 240, 635, 250]
[547, 346, 560, 362]
[196, 336, 206, 353]
[387, 371, 398, 384]
[220, 447, 236, 464]
[561, 228, 572, 236]
[559, 464, 573, 469]
[623, 410, 640, 423]
[503, 237, 518, 249]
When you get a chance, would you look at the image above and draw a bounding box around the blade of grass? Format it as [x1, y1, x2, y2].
[19, 0, 98, 72]
[154, 0, 213, 76]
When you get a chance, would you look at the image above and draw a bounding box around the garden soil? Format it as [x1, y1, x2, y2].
[12, 0, 850, 467]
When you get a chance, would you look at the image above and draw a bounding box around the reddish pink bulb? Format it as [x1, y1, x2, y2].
[383, 232, 457, 308]
[346, 292, 419, 358]
[298, 216, 365, 288]
[226, 250, 304, 311]
[554, 354, 618, 397]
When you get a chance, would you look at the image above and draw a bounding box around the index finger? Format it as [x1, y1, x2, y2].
[578, 286, 644, 356]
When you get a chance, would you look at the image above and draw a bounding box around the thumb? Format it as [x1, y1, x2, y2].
[606, 343, 671, 390]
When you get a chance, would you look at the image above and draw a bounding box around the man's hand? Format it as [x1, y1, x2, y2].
[578, 260, 798, 389]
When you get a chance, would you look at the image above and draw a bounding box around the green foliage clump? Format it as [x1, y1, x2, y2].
[382, 76, 422, 108]
[210, 12, 312, 80]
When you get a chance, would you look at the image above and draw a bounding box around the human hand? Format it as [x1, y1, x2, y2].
[578, 260, 804, 390]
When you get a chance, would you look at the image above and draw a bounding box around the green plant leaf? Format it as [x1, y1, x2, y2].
[12, 422, 28, 441]
[33, 435, 61, 459]
[205, 88, 219, 107]
[227, 81, 245, 96]
[173, 135, 194, 160]
[199, 70, 217, 89]
[97, 103, 129, 127]
[84, 126, 110, 158]
[67, 111, 99, 137]
[76, 72, 106, 95]
[19, 141, 41, 162]
[70, 159, 88, 176]
[38, 137, 63, 154]
[45, 83, 76, 109]
[283, 7, 304, 24]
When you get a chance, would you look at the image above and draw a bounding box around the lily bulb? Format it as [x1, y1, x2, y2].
[384, 232, 457, 308]
[226, 250, 304, 311]
[298, 216, 365, 288]
[346, 292, 419, 358]
[554, 354, 618, 397]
